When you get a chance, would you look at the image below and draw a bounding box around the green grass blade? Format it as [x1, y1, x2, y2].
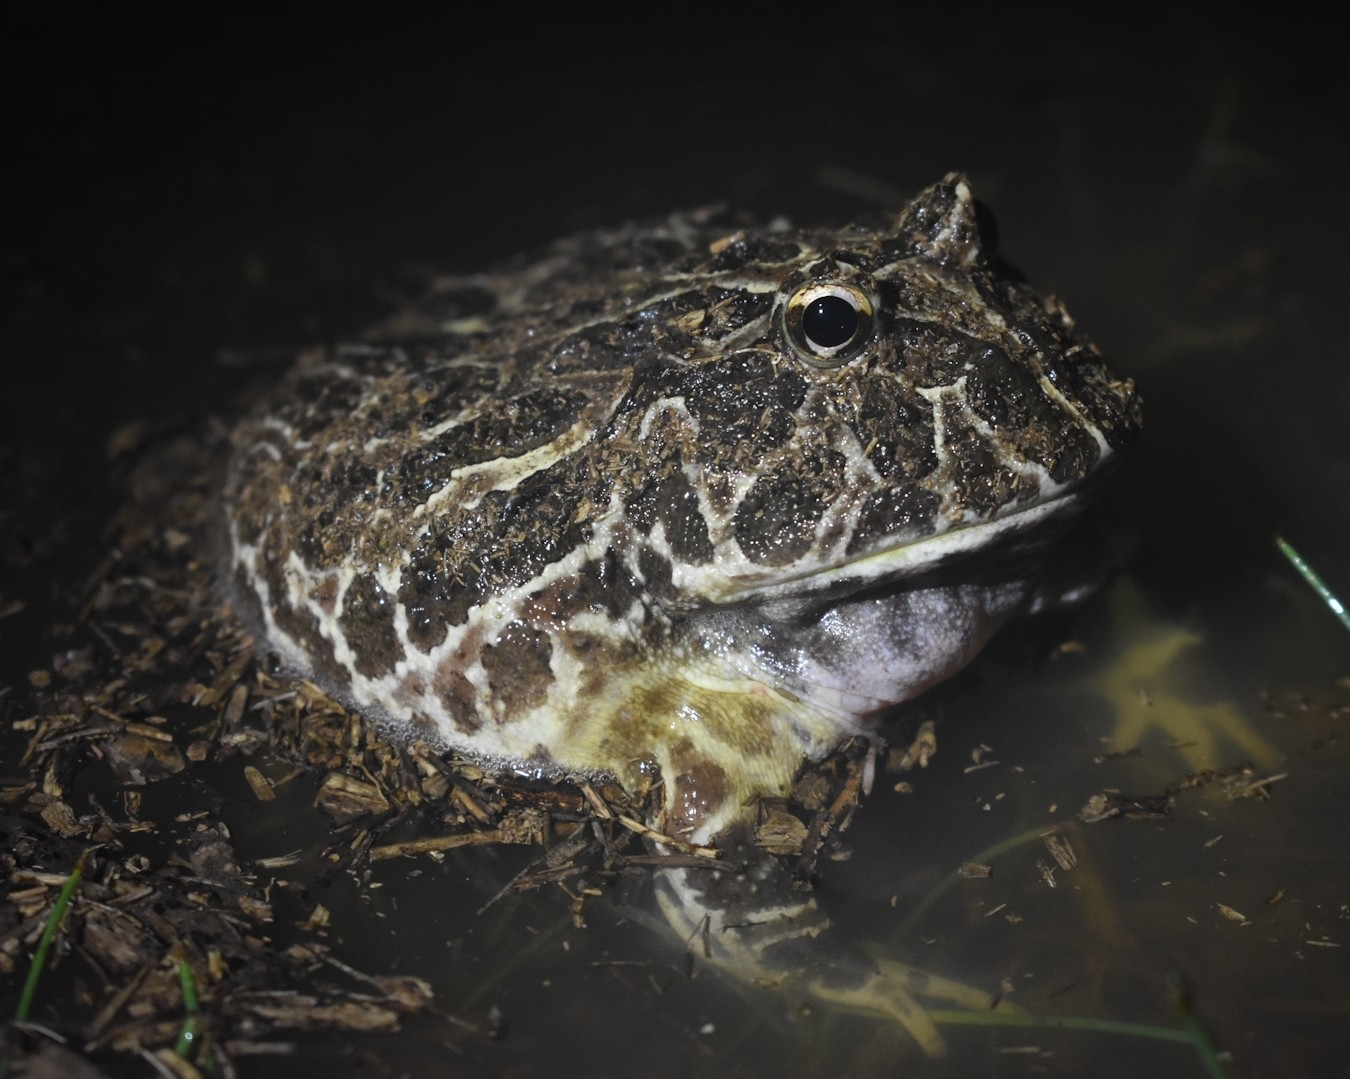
[175, 958, 201, 1059]
[15, 850, 87, 1023]
[1276, 535, 1350, 633]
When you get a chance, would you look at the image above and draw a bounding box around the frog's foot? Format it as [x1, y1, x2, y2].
[1107, 690, 1280, 770]
[806, 955, 1013, 1057]
[1098, 583, 1280, 769]
[654, 863, 1009, 1058]
[748, 943, 1016, 1057]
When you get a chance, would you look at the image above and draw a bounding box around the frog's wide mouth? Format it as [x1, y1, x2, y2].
[716, 491, 1081, 604]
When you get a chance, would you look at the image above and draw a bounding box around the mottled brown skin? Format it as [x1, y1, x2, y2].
[223, 175, 1139, 844]
[222, 175, 1139, 1053]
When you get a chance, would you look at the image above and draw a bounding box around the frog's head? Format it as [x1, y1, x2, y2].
[621, 174, 1140, 610]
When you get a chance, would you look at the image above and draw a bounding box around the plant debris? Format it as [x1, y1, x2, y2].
[1077, 761, 1278, 823]
[1, 426, 868, 1073]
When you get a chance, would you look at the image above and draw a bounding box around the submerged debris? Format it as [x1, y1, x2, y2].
[1077, 760, 1281, 823]
[1077, 791, 1172, 823]
[1, 427, 867, 1073]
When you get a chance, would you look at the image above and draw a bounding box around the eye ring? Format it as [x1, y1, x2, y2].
[782, 283, 875, 366]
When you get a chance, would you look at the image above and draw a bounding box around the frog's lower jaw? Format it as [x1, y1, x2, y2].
[652, 838, 1013, 1057]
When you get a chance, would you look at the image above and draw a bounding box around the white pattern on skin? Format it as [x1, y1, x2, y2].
[222, 176, 1141, 1054]
[222, 174, 1140, 846]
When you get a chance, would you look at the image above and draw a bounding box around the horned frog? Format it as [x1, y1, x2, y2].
[222, 174, 1140, 1052]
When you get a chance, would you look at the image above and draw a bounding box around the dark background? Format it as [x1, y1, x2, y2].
[3, 7, 1348, 1075]
[6, 5, 1346, 642]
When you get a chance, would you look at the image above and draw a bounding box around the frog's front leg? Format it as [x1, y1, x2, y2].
[651, 830, 1011, 1058]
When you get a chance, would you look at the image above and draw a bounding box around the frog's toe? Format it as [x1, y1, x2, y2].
[809, 971, 946, 1056]
[874, 956, 1013, 1012]
[784, 954, 1014, 1057]
[1109, 696, 1279, 769]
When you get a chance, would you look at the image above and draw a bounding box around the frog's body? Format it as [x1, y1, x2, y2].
[224, 175, 1138, 1052]
[224, 175, 1138, 851]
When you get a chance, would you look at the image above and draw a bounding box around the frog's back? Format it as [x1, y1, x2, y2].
[223, 176, 1139, 839]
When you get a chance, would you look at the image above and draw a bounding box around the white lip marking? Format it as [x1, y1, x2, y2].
[713, 491, 1078, 603]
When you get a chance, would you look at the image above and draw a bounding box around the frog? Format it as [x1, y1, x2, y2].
[221, 174, 1141, 1052]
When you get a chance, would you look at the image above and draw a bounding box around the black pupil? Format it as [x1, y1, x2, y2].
[801, 294, 860, 349]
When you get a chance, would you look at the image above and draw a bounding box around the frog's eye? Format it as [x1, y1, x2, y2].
[783, 283, 875, 366]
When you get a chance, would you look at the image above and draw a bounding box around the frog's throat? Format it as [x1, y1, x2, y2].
[558, 666, 848, 846]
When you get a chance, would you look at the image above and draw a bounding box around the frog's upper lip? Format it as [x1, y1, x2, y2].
[717, 490, 1080, 603]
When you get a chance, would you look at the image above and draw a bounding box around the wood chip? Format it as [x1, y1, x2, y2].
[615, 815, 719, 858]
[891, 720, 937, 771]
[244, 765, 275, 801]
[1042, 834, 1077, 871]
[755, 807, 808, 856]
[314, 772, 390, 824]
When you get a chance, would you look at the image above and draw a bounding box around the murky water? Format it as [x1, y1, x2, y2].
[4, 10, 1347, 1077]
